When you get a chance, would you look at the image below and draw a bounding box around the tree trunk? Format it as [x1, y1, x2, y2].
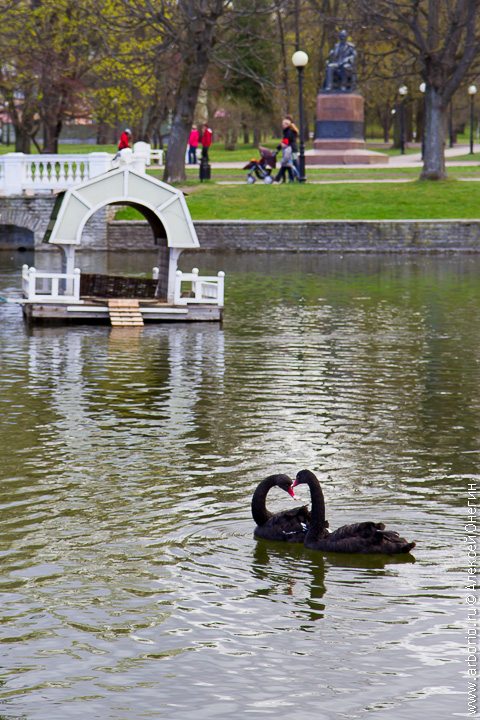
[164, 4, 223, 184]
[15, 127, 31, 153]
[42, 120, 61, 153]
[275, 6, 290, 115]
[421, 86, 447, 180]
[163, 65, 207, 183]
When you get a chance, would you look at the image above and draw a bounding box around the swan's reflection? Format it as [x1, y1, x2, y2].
[250, 538, 415, 625]
[251, 540, 327, 622]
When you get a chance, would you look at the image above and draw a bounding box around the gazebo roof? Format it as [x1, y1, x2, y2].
[43, 166, 199, 249]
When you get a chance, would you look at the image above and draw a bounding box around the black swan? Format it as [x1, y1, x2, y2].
[292, 470, 416, 555]
[252, 474, 312, 542]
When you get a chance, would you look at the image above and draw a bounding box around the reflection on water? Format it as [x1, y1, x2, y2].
[0, 251, 477, 719]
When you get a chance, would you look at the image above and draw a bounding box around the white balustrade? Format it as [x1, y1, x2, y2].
[174, 268, 225, 306]
[0, 148, 151, 196]
[22, 265, 81, 303]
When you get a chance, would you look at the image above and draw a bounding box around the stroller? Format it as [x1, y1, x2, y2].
[244, 146, 278, 184]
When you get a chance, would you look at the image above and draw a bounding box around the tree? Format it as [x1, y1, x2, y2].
[0, 0, 110, 152]
[215, 0, 279, 148]
[358, 0, 480, 179]
[165, 0, 225, 182]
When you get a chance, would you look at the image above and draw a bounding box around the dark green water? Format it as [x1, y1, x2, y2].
[0, 250, 478, 719]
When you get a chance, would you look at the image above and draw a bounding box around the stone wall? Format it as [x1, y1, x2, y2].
[2, 196, 480, 253]
[0, 196, 108, 249]
[107, 219, 480, 253]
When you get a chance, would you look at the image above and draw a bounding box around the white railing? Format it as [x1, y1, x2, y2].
[0, 143, 152, 196]
[22, 265, 81, 303]
[174, 268, 225, 306]
[21, 265, 225, 307]
[24, 156, 91, 189]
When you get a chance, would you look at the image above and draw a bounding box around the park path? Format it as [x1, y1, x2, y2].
[209, 144, 480, 171]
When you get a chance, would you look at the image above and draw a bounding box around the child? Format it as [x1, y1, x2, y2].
[274, 138, 295, 183]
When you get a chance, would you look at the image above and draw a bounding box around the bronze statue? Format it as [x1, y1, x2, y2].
[324, 30, 357, 92]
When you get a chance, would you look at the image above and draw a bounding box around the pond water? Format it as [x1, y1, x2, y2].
[0, 250, 478, 719]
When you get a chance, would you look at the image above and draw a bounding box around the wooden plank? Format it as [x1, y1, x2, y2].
[108, 298, 140, 308]
[107, 297, 144, 327]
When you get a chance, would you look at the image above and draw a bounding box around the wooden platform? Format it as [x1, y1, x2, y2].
[108, 299, 144, 327]
[21, 298, 223, 324]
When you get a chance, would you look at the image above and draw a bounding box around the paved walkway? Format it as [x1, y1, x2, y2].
[209, 144, 480, 170]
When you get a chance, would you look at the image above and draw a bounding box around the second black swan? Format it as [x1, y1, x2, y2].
[252, 473, 311, 543]
[293, 470, 416, 555]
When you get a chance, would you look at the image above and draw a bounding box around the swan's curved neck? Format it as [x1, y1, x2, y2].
[305, 475, 326, 540]
[251, 477, 277, 526]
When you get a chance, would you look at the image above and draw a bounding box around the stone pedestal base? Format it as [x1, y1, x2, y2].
[306, 148, 388, 165]
[306, 92, 388, 166]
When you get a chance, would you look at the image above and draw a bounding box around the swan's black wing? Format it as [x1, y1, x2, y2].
[327, 521, 385, 542]
[307, 527, 415, 555]
[254, 504, 311, 543]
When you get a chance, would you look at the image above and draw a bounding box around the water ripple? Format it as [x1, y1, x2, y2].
[0, 253, 477, 718]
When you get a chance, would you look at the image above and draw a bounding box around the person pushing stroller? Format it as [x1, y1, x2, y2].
[274, 138, 295, 183]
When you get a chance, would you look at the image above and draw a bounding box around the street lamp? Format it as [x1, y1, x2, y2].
[419, 82, 426, 159]
[398, 84, 408, 154]
[292, 50, 309, 182]
[468, 84, 477, 155]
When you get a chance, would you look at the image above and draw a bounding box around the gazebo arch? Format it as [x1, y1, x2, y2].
[44, 166, 199, 298]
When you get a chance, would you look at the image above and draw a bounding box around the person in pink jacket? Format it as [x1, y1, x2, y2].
[188, 125, 200, 164]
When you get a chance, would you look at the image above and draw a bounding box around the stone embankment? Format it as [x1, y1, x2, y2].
[108, 219, 480, 253]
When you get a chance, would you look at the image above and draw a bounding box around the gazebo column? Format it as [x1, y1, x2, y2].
[60, 245, 76, 274]
[60, 245, 77, 296]
[167, 248, 183, 303]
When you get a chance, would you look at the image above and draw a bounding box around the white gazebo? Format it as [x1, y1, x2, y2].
[21, 165, 224, 324]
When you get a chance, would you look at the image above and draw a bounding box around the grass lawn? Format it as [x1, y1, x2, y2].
[2, 139, 480, 221]
[183, 180, 480, 220]
[148, 164, 480, 185]
[113, 178, 480, 221]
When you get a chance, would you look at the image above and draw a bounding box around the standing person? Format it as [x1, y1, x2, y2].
[200, 123, 213, 161]
[118, 128, 132, 150]
[188, 125, 200, 164]
[282, 117, 300, 179]
[274, 138, 295, 183]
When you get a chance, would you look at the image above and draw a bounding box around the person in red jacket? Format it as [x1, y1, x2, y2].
[118, 128, 132, 150]
[200, 124, 213, 161]
[188, 125, 200, 164]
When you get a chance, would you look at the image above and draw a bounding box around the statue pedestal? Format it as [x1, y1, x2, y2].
[306, 92, 388, 165]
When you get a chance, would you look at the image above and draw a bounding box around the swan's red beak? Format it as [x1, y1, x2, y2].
[287, 486, 296, 499]
[292, 478, 299, 489]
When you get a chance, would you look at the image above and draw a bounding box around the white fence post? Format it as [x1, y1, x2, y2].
[174, 270, 183, 305]
[217, 271, 225, 307]
[2, 153, 26, 195]
[87, 152, 113, 177]
[191, 268, 200, 301]
[28, 267, 37, 300]
[73, 268, 81, 300]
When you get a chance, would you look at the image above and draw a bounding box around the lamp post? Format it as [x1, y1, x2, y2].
[419, 82, 426, 160]
[468, 84, 477, 155]
[292, 50, 309, 182]
[398, 84, 408, 154]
